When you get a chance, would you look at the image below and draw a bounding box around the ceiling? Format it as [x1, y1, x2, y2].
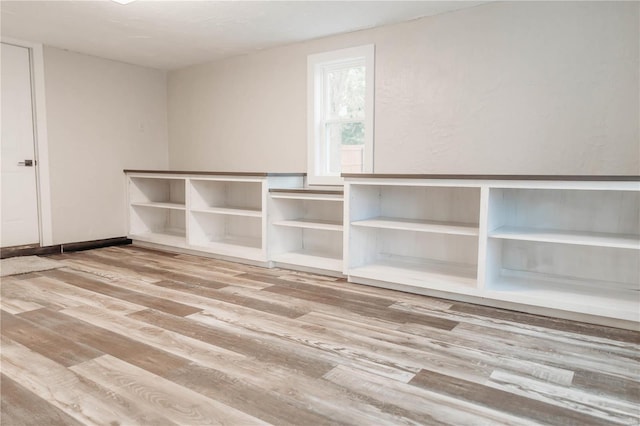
[1, 1, 486, 70]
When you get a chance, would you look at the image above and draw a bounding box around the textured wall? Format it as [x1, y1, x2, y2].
[168, 1, 639, 175]
[44, 47, 169, 244]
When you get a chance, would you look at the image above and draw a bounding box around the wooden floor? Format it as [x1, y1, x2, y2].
[1, 246, 638, 425]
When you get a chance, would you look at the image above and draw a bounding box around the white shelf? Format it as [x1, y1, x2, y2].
[352, 217, 479, 236]
[131, 201, 186, 210]
[349, 255, 478, 293]
[191, 206, 262, 217]
[270, 194, 343, 202]
[489, 226, 640, 250]
[487, 275, 640, 322]
[273, 219, 343, 232]
[272, 249, 342, 272]
[130, 229, 187, 247]
[191, 235, 263, 260]
[202, 235, 262, 249]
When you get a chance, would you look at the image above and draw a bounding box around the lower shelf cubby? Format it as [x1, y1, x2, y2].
[485, 239, 640, 321]
[129, 205, 187, 247]
[270, 227, 343, 273]
[348, 227, 479, 292]
[189, 211, 263, 260]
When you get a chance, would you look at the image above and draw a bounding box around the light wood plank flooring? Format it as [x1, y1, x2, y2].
[1, 245, 639, 425]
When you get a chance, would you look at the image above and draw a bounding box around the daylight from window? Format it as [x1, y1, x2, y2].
[325, 64, 365, 174]
[308, 45, 374, 185]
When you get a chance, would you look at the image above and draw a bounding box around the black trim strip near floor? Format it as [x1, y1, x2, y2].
[0, 237, 131, 259]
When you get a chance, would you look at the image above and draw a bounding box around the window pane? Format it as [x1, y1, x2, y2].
[325, 121, 365, 175]
[327, 66, 365, 120]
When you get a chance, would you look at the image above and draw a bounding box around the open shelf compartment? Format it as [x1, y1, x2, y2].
[270, 194, 343, 230]
[129, 205, 186, 247]
[348, 184, 480, 235]
[129, 177, 186, 209]
[349, 256, 478, 292]
[346, 183, 480, 291]
[270, 226, 343, 273]
[348, 227, 479, 292]
[487, 188, 640, 249]
[189, 211, 263, 259]
[191, 179, 263, 217]
[484, 239, 640, 321]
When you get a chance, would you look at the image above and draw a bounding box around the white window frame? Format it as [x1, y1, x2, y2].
[307, 44, 374, 186]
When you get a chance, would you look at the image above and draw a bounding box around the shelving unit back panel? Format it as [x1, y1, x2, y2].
[301, 228, 343, 256]
[488, 188, 640, 236]
[496, 240, 639, 290]
[191, 180, 262, 211]
[130, 177, 186, 205]
[269, 226, 304, 255]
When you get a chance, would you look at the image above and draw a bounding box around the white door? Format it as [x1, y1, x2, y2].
[1, 42, 40, 247]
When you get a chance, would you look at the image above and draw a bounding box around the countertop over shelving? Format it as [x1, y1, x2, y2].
[341, 174, 640, 181]
[125, 169, 306, 177]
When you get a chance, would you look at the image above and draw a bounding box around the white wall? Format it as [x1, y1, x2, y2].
[168, 1, 639, 175]
[43, 47, 168, 244]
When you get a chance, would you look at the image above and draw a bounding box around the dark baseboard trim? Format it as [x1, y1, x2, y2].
[1, 237, 131, 259]
[62, 237, 131, 253]
[1, 244, 62, 259]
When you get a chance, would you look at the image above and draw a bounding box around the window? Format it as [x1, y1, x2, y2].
[307, 45, 374, 185]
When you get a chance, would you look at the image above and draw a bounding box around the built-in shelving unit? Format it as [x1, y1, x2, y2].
[269, 189, 344, 274]
[126, 170, 640, 328]
[343, 174, 640, 328]
[126, 171, 304, 264]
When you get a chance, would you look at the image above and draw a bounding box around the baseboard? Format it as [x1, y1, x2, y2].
[62, 237, 131, 252]
[0, 237, 131, 259]
[0, 244, 62, 259]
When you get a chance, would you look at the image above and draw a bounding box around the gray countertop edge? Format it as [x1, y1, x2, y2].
[340, 174, 640, 181]
[124, 170, 306, 177]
